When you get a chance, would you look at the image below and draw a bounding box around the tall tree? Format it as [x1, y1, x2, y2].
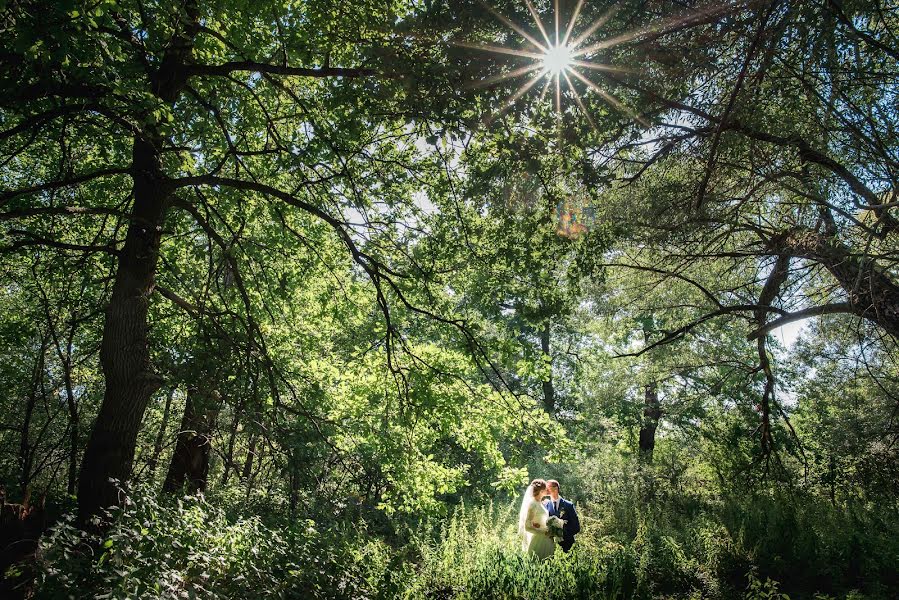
[1, 0, 452, 522]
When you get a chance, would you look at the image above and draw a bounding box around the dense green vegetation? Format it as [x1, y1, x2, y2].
[1, 0, 897, 598]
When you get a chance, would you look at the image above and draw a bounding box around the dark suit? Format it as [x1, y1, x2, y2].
[545, 496, 580, 552]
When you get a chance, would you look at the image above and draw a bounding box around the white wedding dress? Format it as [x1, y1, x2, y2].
[519, 495, 555, 559]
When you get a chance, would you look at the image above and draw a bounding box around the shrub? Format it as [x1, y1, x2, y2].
[35, 485, 403, 600]
[404, 502, 644, 600]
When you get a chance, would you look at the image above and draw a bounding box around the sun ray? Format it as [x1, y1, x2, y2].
[467, 63, 546, 89]
[554, 0, 560, 44]
[562, 0, 586, 47]
[570, 59, 634, 74]
[568, 67, 649, 127]
[569, 4, 620, 51]
[484, 70, 546, 127]
[537, 76, 553, 103]
[453, 40, 545, 61]
[563, 70, 601, 136]
[573, 1, 740, 57]
[459, 0, 681, 132]
[478, 0, 548, 52]
[524, 0, 553, 48]
[555, 72, 561, 114]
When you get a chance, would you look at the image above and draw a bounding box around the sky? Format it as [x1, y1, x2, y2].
[772, 318, 805, 349]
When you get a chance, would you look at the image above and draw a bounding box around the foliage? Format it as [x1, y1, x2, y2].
[36, 484, 404, 600]
[401, 458, 899, 600]
[1, 0, 898, 598]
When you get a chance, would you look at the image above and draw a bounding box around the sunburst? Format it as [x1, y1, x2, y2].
[459, 0, 743, 131]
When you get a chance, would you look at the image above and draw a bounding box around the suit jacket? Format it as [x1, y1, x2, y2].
[545, 497, 580, 552]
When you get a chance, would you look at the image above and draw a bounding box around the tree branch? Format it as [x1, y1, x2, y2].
[0, 167, 132, 207]
[747, 303, 854, 340]
[155, 284, 200, 318]
[2, 230, 120, 255]
[0, 206, 124, 221]
[188, 61, 375, 79]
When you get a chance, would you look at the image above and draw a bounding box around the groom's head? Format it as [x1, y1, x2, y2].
[547, 479, 561, 500]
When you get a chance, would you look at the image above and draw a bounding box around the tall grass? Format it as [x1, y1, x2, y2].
[403, 501, 687, 600]
[32, 479, 899, 598]
[35, 486, 404, 600]
[401, 488, 899, 600]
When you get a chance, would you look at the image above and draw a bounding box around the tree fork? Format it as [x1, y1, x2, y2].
[772, 224, 899, 341]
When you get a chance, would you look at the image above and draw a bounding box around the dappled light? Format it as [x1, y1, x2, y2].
[1, 1, 898, 598]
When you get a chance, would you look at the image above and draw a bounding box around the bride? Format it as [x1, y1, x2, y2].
[518, 478, 555, 559]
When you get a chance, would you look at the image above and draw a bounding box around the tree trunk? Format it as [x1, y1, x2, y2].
[288, 458, 299, 516]
[540, 319, 555, 414]
[244, 440, 263, 501]
[776, 226, 899, 340]
[638, 382, 661, 462]
[61, 343, 79, 496]
[18, 394, 35, 498]
[19, 337, 46, 497]
[147, 387, 176, 480]
[76, 135, 170, 524]
[220, 409, 241, 487]
[241, 433, 257, 480]
[19, 352, 46, 495]
[754, 254, 790, 458]
[76, 2, 198, 524]
[163, 387, 220, 494]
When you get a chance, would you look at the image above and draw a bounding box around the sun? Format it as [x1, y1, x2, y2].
[457, 0, 739, 130]
[542, 44, 572, 75]
[455, 0, 643, 126]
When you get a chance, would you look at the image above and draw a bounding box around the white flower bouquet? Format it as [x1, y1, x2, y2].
[546, 515, 566, 543]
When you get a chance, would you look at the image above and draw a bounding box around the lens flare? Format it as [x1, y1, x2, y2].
[460, 1, 740, 128]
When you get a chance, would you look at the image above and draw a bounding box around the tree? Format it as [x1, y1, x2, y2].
[1, 0, 465, 523]
[571, 1, 899, 458]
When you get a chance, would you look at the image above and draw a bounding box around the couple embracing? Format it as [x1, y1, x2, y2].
[518, 478, 581, 559]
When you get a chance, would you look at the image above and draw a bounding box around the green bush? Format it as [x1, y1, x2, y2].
[405, 502, 644, 600]
[719, 492, 899, 598]
[35, 485, 405, 600]
[31, 478, 899, 599]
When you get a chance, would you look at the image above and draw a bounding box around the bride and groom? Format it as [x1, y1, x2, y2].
[518, 478, 581, 559]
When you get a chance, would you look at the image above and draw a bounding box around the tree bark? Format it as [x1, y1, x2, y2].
[19, 336, 46, 497]
[77, 136, 170, 523]
[220, 409, 241, 487]
[163, 387, 220, 494]
[540, 319, 555, 414]
[773, 226, 899, 340]
[59, 331, 79, 497]
[244, 439, 264, 501]
[241, 433, 257, 480]
[638, 382, 661, 462]
[147, 387, 176, 479]
[754, 254, 791, 457]
[76, 1, 199, 525]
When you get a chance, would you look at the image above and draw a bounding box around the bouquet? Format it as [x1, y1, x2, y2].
[546, 515, 566, 543]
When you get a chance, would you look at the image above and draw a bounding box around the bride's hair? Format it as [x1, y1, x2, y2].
[530, 479, 548, 498]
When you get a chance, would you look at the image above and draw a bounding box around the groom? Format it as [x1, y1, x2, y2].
[544, 479, 580, 552]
